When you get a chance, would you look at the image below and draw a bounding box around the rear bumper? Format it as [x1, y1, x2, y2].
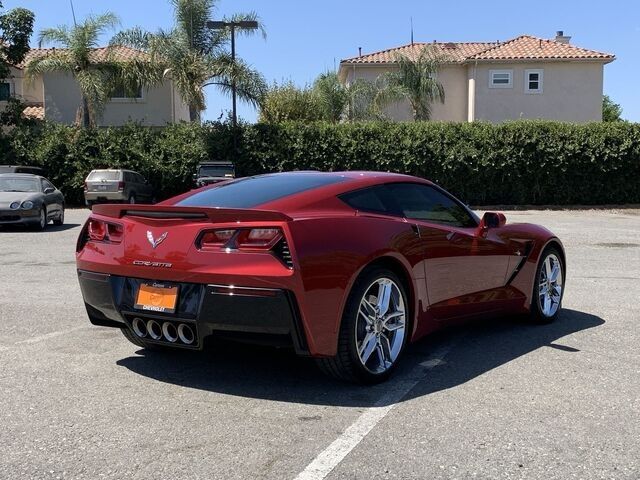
[84, 192, 126, 202]
[77, 269, 310, 355]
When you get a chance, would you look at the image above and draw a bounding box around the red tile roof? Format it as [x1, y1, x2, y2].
[470, 35, 614, 61]
[17, 46, 149, 69]
[341, 35, 614, 65]
[22, 105, 45, 120]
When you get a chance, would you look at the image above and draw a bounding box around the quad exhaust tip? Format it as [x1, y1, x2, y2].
[146, 320, 163, 340]
[162, 322, 178, 343]
[132, 317, 195, 345]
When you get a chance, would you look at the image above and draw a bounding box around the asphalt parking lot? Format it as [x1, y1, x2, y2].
[1, 208, 638, 480]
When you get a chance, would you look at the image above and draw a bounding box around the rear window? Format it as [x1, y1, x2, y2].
[88, 171, 120, 181]
[177, 173, 345, 209]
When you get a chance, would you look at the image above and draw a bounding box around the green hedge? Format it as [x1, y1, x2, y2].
[2, 120, 639, 206]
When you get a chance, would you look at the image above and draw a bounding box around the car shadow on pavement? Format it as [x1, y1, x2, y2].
[116, 308, 604, 407]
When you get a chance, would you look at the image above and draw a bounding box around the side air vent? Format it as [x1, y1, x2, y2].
[272, 238, 294, 269]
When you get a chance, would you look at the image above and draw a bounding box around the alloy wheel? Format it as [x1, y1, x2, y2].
[538, 253, 563, 317]
[355, 278, 406, 374]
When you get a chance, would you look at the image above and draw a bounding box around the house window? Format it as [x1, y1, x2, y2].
[489, 70, 513, 88]
[111, 85, 144, 101]
[0, 82, 11, 101]
[525, 69, 543, 94]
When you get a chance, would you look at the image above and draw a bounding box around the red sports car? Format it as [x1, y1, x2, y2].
[76, 172, 565, 383]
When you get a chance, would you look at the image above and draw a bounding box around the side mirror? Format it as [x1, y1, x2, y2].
[192, 173, 198, 181]
[44, 187, 55, 194]
[479, 212, 506, 231]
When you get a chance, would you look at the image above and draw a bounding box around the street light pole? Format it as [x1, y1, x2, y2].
[230, 22, 236, 128]
[206, 20, 258, 130]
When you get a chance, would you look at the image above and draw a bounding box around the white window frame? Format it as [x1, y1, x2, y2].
[525, 69, 544, 94]
[489, 69, 513, 89]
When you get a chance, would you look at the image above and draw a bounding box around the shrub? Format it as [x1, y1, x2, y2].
[1, 120, 639, 206]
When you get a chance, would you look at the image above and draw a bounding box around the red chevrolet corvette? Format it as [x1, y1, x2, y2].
[76, 171, 565, 383]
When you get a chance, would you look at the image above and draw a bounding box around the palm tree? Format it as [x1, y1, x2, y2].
[377, 46, 446, 121]
[24, 13, 150, 128]
[312, 71, 386, 122]
[111, 0, 267, 122]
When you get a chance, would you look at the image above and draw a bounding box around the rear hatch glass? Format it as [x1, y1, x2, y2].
[88, 171, 120, 181]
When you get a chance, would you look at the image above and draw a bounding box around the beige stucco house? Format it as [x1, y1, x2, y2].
[338, 33, 615, 123]
[1, 46, 190, 125]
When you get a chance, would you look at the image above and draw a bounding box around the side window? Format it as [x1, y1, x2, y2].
[339, 186, 389, 215]
[136, 173, 146, 184]
[124, 172, 133, 182]
[384, 183, 477, 228]
[42, 179, 55, 191]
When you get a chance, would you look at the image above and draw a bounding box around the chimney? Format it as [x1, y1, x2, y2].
[555, 30, 571, 44]
[358, 47, 362, 57]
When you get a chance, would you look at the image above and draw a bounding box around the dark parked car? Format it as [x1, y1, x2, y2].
[0, 165, 45, 176]
[84, 169, 154, 206]
[0, 174, 65, 230]
[194, 161, 235, 188]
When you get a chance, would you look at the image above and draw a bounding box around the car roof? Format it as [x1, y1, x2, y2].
[0, 173, 43, 179]
[171, 170, 432, 213]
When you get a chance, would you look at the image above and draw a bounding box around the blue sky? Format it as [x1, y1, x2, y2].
[5, 0, 639, 122]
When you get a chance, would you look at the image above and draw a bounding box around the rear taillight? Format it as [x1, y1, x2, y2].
[83, 181, 88, 192]
[198, 227, 282, 251]
[117, 181, 125, 191]
[197, 227, 292, 268]
[87, 218, 123, 244]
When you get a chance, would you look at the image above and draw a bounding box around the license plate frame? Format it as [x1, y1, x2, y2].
[134, 283, 179, 314]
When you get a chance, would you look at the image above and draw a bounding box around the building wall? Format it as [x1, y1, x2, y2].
[472, 61, 604, 122]
[42, 72, 190, 126]
[342, 64, 468, 122]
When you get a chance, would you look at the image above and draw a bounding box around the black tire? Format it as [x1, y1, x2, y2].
[32, 207, 47, 231]
[316, 267, 410, 384]
[529, 246, 565, 324]
[120, 327, 168, 351]
[53, 207, 64, 226]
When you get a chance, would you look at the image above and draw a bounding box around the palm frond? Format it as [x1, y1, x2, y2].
[24, 52, 74, 82]
[38, 26, 70, 48]
[110, 26, 153, 51]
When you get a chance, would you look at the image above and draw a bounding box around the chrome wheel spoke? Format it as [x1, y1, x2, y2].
[358, 304, 375, 326]
[549, 262, 560, 282]
[376, 281, 392, 317]
[359, 332, 377, 364]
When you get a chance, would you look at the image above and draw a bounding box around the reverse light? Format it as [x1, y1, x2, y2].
[236, 228, 281, 248]
[199, 229, 236, 248]
[117, 181, 125, 191]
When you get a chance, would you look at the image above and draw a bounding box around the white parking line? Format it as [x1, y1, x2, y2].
[293, 341, 457, 480]
[13, 326, 90, 346]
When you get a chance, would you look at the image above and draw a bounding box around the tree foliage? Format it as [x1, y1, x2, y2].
[602, 95, 623, 122]
[24, 12, 154, 128]
[259, 72, 385, 123]
[3, 120, 639, 206]
[375, 46, 446, 121]
[111, 0, 267, 121]
[0, 1, 35, 80]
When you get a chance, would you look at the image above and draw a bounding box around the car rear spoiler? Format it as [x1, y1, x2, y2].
[91, 204, 293, 222]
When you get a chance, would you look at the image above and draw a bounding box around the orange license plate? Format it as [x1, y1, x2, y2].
[135, 283, 179, 313]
